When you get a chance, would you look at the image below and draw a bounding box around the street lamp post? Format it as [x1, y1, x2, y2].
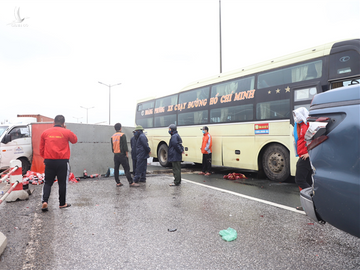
[80, 106, 94, 124]
[219, 0, 222, 73]
[98, 81, 122, 125]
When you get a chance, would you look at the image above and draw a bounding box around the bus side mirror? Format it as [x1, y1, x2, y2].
[2, 134, 11, 144]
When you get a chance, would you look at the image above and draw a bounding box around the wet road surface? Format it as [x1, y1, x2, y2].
[153, 163, 302, 209]
[1, 168, 360, 270]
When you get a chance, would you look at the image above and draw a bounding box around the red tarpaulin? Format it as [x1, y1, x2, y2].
[30, 123, 53, 173]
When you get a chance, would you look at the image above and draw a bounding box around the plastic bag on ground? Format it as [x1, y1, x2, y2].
[106, 168, 125, 177]
[219, 227, 237, 242]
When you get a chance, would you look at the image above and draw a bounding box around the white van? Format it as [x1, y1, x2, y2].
[0, 122, 33, 175]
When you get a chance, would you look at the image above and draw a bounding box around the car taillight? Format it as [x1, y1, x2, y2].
[307, 135, 328, 150]
[305, 117, 330, 150]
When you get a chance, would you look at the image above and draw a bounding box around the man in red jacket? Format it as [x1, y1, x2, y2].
[40, 115, 78, 212]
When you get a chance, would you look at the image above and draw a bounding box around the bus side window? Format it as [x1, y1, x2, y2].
[210, 104, 253, 123]
[178, 112, 193, 126]
[305, 64, 318, 80]
[259, 79, 269, 88]
[256, 100, 290, 120]
[210, 110, 221, 123]
[154, 114, 176, 127]
[194, 111, 205, 124]
[178, 110, 207, 126]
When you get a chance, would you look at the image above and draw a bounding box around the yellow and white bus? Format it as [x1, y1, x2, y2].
[135, 39, 360, 181]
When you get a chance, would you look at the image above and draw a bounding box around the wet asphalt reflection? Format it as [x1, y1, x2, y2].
[150, 163, 302, 209]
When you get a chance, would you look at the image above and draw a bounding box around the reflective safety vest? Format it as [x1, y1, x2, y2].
[111, 132, 125, 154]
[201, 133, 212, 154]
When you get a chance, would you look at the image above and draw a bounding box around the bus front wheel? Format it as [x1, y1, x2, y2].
[158, 144, 170, 167]
[262, 144, 290, 182]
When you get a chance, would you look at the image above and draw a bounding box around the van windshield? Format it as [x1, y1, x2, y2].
[0, 126, 9, 137]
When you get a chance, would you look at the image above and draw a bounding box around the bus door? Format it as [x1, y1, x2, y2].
[220, 124, 257, 170]
[289, 82, 321, 176]
[181, 130, 203, 164]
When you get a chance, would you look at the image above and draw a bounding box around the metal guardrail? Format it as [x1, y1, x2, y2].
[0, 166, 19, 184]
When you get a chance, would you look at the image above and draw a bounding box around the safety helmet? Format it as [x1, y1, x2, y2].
[134, 125, 144, 131]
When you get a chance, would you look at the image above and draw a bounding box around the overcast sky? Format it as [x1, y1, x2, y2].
[0, 0, 359, 126]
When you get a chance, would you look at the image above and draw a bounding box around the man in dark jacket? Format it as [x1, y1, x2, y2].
[130, 130, 137, 176]
[111, 123, 139, 187]
[168, 124, 184, 186]
[133, 125, 151, 183]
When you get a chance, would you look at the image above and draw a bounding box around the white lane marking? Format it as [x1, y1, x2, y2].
[22, 211, 43, 269]
[182, 178, 306, 215]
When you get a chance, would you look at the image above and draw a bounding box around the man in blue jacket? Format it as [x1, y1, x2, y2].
[168, 124, 184, 186]
[133, 125, 151, 183]
[130, 130, 137, 176]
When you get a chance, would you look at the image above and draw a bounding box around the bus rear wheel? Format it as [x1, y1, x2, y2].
[262, 144, 290, 182]
[158, 144, 170, 167]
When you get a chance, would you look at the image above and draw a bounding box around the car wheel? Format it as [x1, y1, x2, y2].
[262, 144, 290, 182]
[158, 144, 170, 167]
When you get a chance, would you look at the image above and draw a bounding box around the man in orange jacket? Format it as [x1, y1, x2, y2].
[199, 126, 212, 176]
[40, 115, 77, 212]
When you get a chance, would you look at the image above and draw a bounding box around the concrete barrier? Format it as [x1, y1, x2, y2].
[0, 159, 27, 256]
[0, 231, 7, 256]
[66, 124, 135, 177]
[5, 160, 29, 202]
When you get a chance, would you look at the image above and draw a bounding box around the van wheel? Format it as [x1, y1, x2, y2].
[262, 144, 290, 182]
[158, 144, 170, 167]
[19, 158, 30, 176]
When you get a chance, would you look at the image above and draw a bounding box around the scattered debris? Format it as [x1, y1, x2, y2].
[23, 171, 44, 185]
[69, 173, 78, 183]
[223, 173, 247, 180]
[22, 171, 80, 184]
[219, 227, 237, 242]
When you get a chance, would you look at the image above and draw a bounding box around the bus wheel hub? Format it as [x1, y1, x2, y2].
[268, 153, 284, 172]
